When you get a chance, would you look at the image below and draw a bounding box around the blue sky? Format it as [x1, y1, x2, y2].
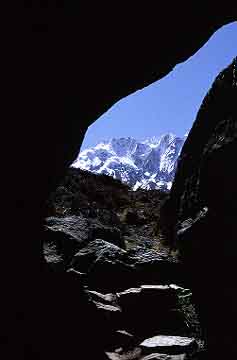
[82, 22, 237, 150]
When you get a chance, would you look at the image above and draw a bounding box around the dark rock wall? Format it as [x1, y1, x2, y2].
[3, 3, 236, 359]
[166, 58, 237, 358]
[169, 57, 237, 226]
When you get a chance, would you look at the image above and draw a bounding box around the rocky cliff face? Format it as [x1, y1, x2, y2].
[168, 57, 237, 229]
[72, 134, 186, 191]
[163, 57, 237, 358]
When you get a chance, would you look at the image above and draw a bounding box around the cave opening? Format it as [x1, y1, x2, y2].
[3, 5, 237, 359]
[71, 22, 236, 192]
[43, 22, 236, 360]
[44, 22, 236, 280]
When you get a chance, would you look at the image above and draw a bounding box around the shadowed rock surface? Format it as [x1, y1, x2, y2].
[140, 336, 197, 356]
[162, 57, 237, 358]
[44, 169, 170, 275]
[66, 239, 182, 292]
[85, 284, 201, 359]
[42, 167, 203, 358]
[44, 171, 203, 358]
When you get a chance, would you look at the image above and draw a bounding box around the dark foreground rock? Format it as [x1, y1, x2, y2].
[44, 215, 89, 270]
[117, 285, 188, 338]
[140, 355, 187, 360]
[88, 224, 125, 248]
[140, 336, 197, 355]
[105, 334, 198, 359]
[163, 57, 237, 358]
[70, 240, 183, 292]
[70, 239, 134, 291]
[46, 168, 170, 253]
[86, 284, 201, 359]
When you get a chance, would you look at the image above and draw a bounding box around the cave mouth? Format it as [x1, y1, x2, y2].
[42, 22, 236, 359]
[69, 22, 236, 194]
[43, 23, 236, 285]
[3, 7, 237, 359]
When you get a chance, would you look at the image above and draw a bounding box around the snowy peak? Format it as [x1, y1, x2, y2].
[110, 137, 137, 157]
[72, 134, 187, 191]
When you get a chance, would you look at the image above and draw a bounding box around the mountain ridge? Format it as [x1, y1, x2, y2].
[72, 133, 188, 191]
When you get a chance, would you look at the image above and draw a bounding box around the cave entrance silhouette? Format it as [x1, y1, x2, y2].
[4, 5, 237, 359]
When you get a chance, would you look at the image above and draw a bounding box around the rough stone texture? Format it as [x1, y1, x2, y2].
[129, 248, 184, 286]
[168, 57, 237, 229]
[106, 347, 142, 360]
[70, 240, 184, 292]
[44, 215, 89, 269]
[88, 224, 125, 248]
[118, 286, 177, 310]
[71, 239, 134, 291]
[3, 3, 236, 358]
[140, 336, 197, 355]
[45, 215, 89, 243]
[45, 168, 171, 257]
[87, 290, 119, 306]
[164, 58, 237, 358]
[84, 285, 199, 359]
[141, 354, 186, 360]
[44, 213, 127, 270]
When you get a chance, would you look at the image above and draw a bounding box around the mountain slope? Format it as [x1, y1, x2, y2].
[72, 134, 187, 191]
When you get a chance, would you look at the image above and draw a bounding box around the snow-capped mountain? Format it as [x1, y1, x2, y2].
[71, 133, 187, 191]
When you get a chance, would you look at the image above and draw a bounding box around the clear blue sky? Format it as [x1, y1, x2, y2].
[82, 22, 237, 150]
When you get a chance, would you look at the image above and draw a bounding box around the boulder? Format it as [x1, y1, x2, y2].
[140, 336, 197, 355]
[71, 239, 124, 271]
[141, 354, 187, 360]
[118, 286, 177, 310]
[45, 215, 89, 244]
[92, 301, 120, 314]
[43, 215, 89, 270]
[71, 240, 184, 292]
[129, 248, 185, 286]
[88, 224, 125, 248]
[117, 286, 187, 338]
[71, 240, 135, 292]
[87, 290, 119, 306]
